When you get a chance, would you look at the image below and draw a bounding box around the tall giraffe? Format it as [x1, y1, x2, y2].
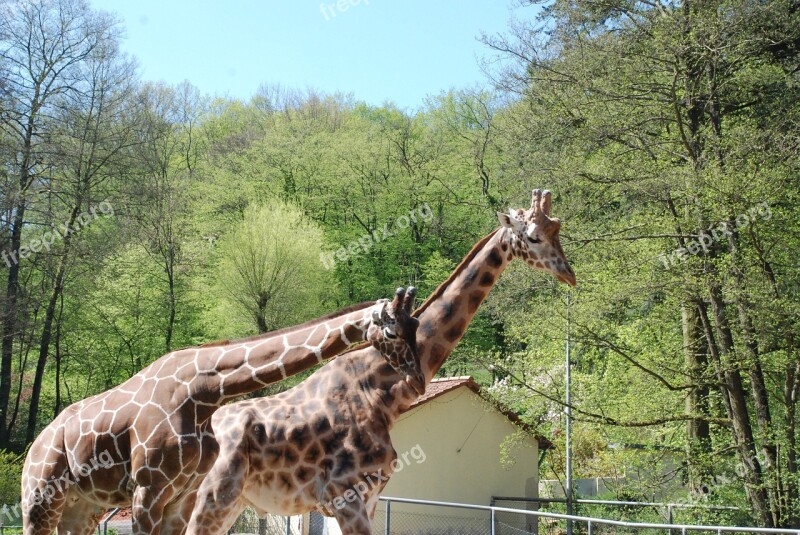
[21, 289, 424, 535]
[186, 189, 575, 535]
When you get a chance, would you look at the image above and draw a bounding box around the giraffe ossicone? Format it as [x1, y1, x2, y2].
[186, 189, 576, 535]
[21, 288, 421, 535]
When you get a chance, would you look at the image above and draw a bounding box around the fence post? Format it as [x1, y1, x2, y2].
[384, 499, 391, 535]
[103, 507, 119, 535]
[1, 503, 6, 535]
[285, 516, 291, 535]
[588, 520, 593, 535]
[667, 504, 674, 535]
[490, 508, 495, 535]
[258, 517, 266, 535]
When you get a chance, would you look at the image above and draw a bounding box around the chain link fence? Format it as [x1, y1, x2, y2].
[0, 504, 22, 535]
[5, 499, 796, 535]
[372, 500, 489, 534]
[226, 508, 300, 535]
[372, 497, 800, 535]
[492, 497, 752, 535]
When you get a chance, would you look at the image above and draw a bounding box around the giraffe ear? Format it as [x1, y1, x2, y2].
[497, 210, 524, 231]
[372, 301, 387, 324]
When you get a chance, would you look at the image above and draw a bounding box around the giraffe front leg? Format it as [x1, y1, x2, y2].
[185, 448, 249, 535]
[160, 488, 197, 535]
[22, 427, 69, 535]
[132, 484, 174, 535]
[22, 485, 66, 535]
[330, 499, 373, 535]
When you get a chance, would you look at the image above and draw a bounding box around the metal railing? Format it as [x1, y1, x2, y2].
[379, 496, 800, 534]
[97, 507, 120, 535]
[492, 496, 745, 530]
[4, 498, 797, 534]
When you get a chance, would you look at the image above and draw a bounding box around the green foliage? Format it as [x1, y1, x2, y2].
[0, 450, 23, 505]
[480, 0, 800, 525]
[211, 200, 334, 334]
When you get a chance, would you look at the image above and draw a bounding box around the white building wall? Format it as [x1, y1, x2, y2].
[384, 386, 539, 503]
[312, 386, 540, 535]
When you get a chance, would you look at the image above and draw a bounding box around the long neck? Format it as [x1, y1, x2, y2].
[321, 230, 512, 424]
[416, 228, 511, 381]
[183, 304, 380, 403]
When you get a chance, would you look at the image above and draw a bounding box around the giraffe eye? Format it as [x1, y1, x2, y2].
[527, 236, 542, 244]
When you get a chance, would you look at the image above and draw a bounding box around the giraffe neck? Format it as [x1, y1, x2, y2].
[322, 229, 511, 424]
[177, 303, 381, 403]
[416, 228, 511, 380]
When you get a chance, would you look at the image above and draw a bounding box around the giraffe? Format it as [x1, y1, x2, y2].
[21, 288, 424, 535]
[186, 189, 576, 535]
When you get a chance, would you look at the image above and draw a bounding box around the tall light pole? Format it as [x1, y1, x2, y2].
[565, 291, 573, 535]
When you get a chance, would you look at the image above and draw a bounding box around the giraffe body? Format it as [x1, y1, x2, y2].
[187, 342, 415, 535]
[22, 292, 423, 535]
[187, 190, 576, 535]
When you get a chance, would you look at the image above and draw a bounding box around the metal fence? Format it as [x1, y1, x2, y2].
[0, 505, 297, 535]
[0, 504, 20, 535]
[226, 508, 299, 535]
[375, 497, 800, 535]
[4, 499, 800, 535]
[492, 497, 751, 532]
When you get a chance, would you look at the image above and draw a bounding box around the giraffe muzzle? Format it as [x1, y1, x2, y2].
[406, 372, 426, 396]
[557, 268, 577, 287]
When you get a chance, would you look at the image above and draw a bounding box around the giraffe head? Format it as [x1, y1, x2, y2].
[497, 189, 577, 286]
[368, 287, 425, 395]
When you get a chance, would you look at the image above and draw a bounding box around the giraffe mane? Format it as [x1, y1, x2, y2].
[192, 301, 378, 349]
[338, 228, 502, 356]
[409, 228, 501, 317]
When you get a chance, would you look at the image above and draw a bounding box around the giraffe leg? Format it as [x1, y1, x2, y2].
[131, 484, 174, 535]
[185, 446, 249, 535]
[330, 500, 373, 535]
[55, 497, 103, 535]
[21, 429, 69, 535]
[160, 492, 193, 535]
[366, 474, 393, 521]
[163, 431, 220, 535]
[22, 487, 66, 535]
[161, 480, 208, 535]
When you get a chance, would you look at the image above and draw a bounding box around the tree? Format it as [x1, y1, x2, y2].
[483, 0, 800, 525]
[214, 201, 333, 334]
[25, 23, 135, 441]
[130, 82, 204, 353]
[0, 0, 120, 449]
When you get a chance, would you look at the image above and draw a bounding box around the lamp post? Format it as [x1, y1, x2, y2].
[565, 291, 573, 535]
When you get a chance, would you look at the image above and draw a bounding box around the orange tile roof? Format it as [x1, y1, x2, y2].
[404, 376, 479, 410]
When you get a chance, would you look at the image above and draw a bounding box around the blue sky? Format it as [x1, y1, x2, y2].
[88, 0, 524, 110]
